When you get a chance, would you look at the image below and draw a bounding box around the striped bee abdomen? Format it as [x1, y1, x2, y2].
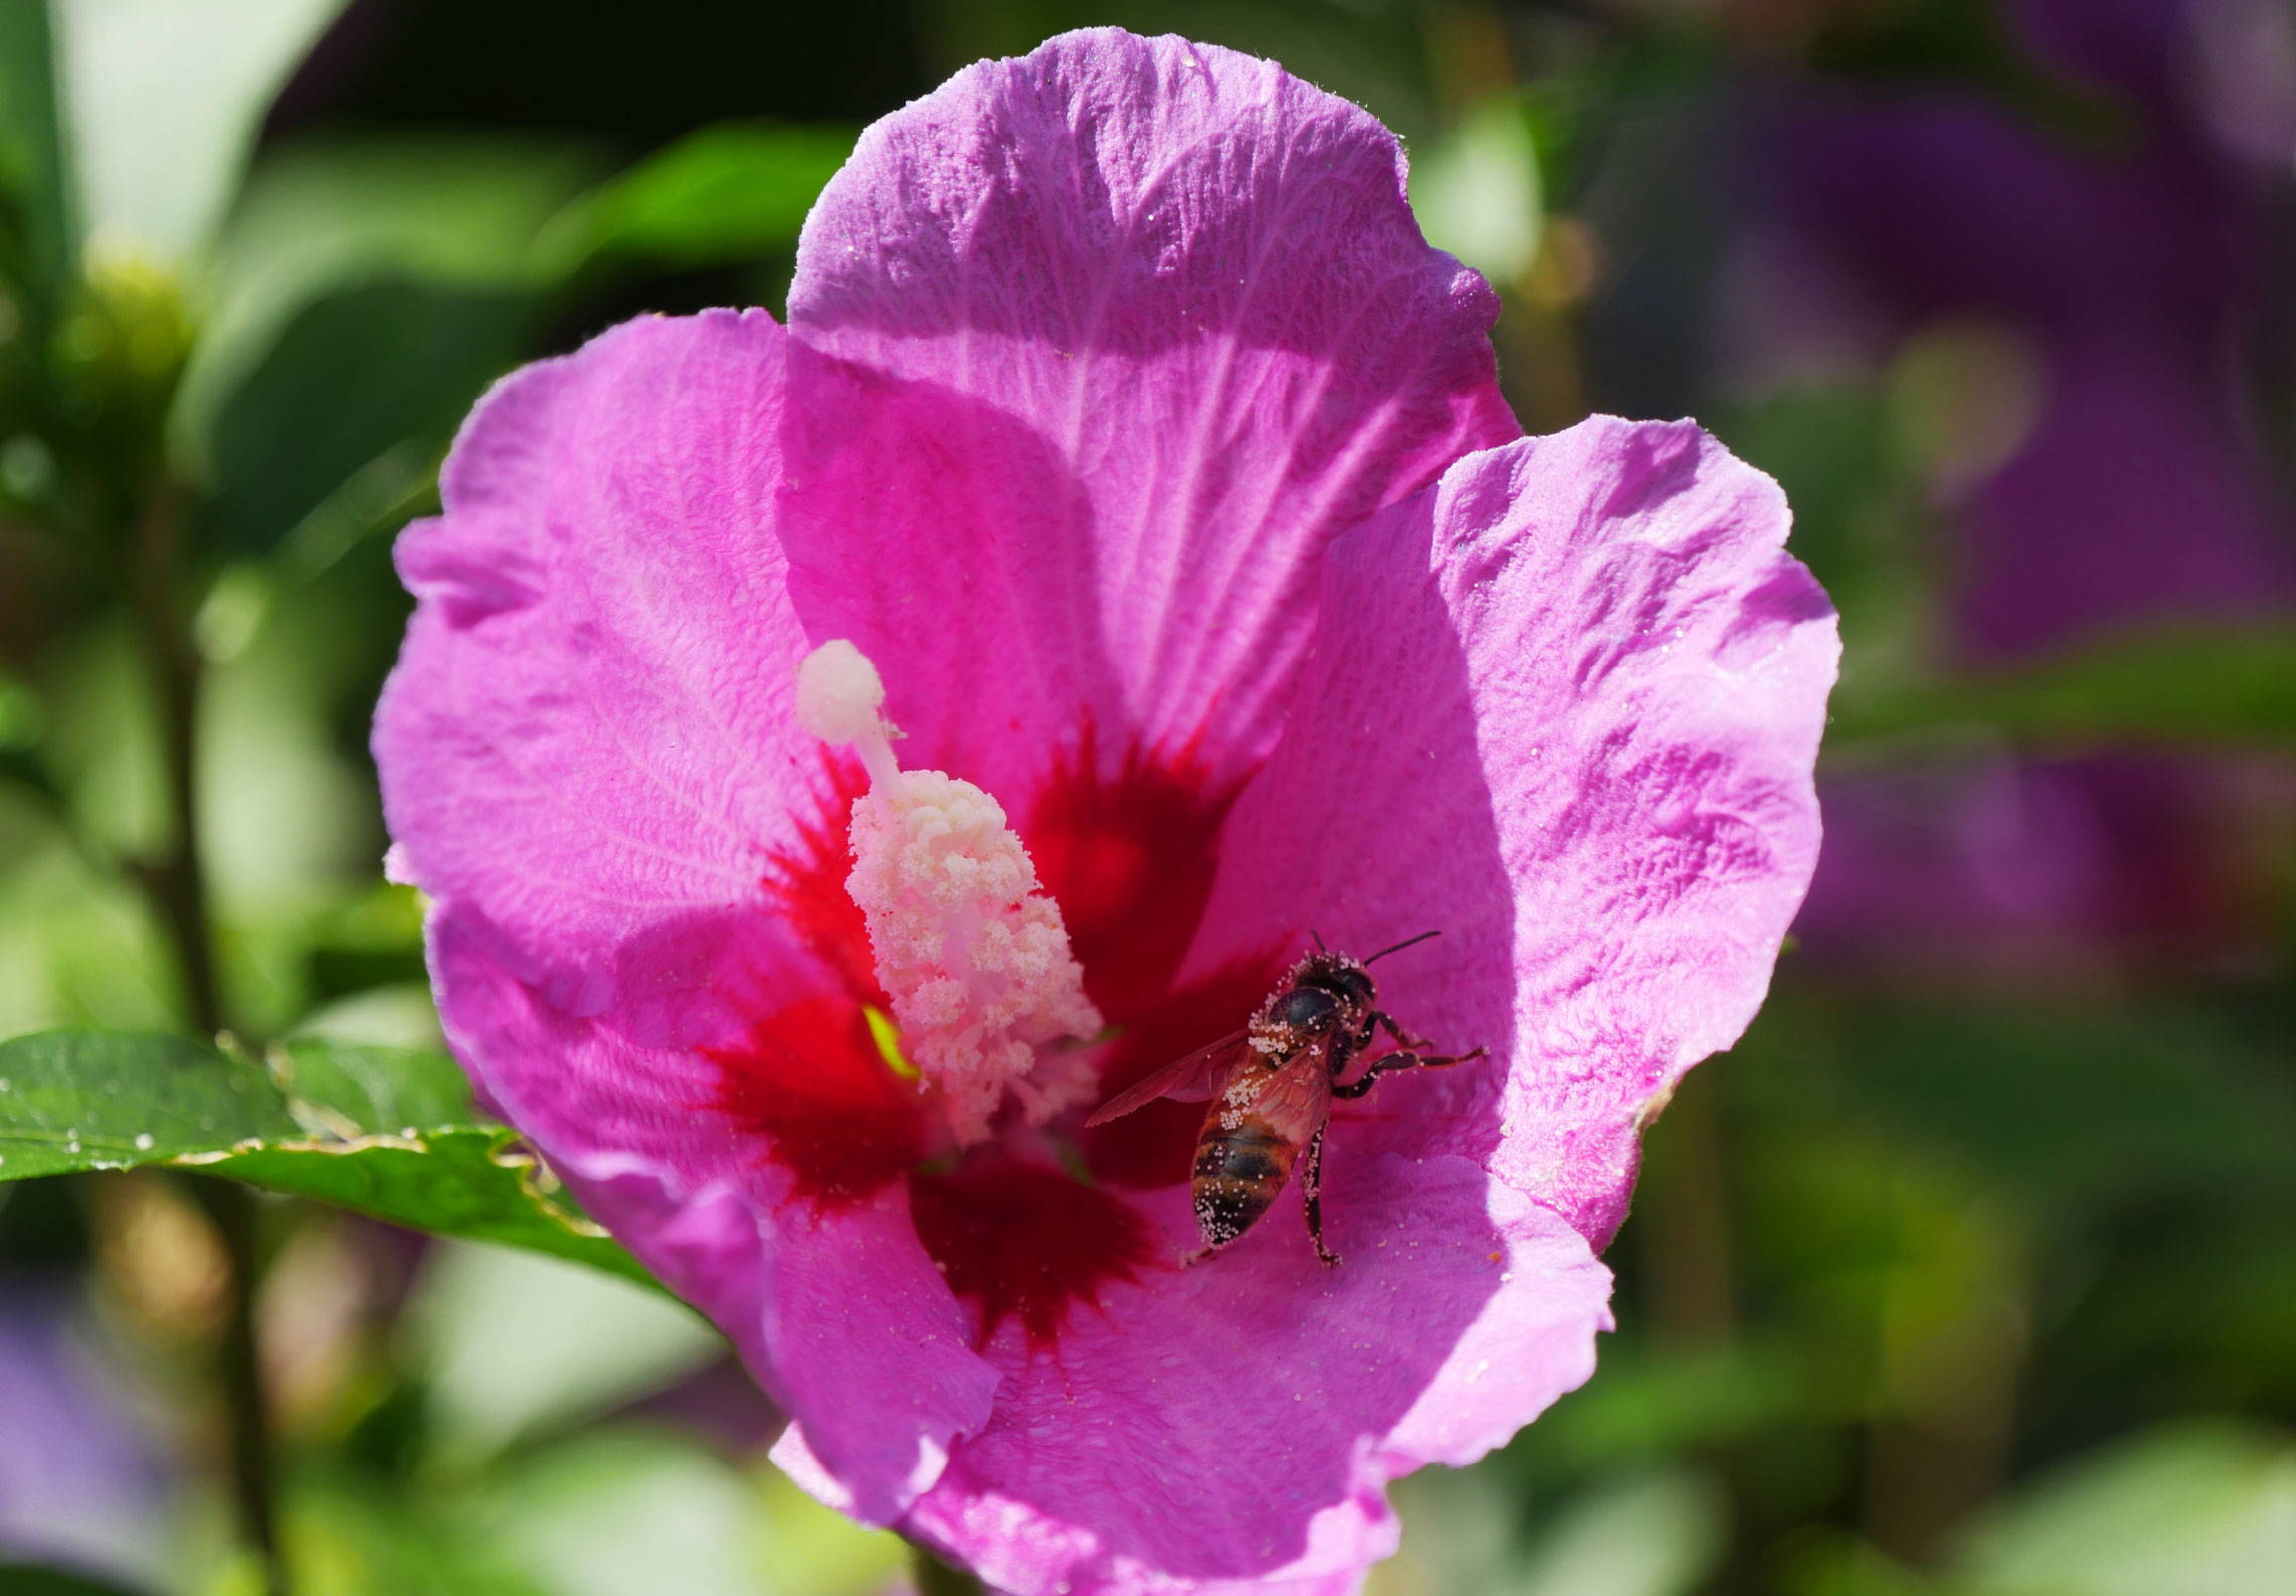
[1190, 1119, 1299, 1249]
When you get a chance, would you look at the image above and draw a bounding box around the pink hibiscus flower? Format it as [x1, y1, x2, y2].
[374, 27, 1836, 1596]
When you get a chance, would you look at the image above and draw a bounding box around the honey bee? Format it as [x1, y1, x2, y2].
[1087, 932, 1486, 1266]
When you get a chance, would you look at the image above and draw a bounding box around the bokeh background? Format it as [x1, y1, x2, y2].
[3, 1, 2293, 1593]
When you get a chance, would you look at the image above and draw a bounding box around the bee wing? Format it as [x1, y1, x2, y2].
[1242, 1039, 1336, 1143]
[1086, 1030, 1251, 1126]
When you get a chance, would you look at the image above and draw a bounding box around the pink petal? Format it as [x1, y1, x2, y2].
[374, 310, 815, 1014]
[1195, 416, 1838, 1246]
[786, 27, 1517, 783]
[429, 907, 1000, 1522]
[893, 1154, 1609, 1596]
[378, 311, 1004, 1519]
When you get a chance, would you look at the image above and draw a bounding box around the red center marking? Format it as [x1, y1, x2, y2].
[764, 753, 880, 1005]
[706, 754, 923, 1208]
[706, 995, 925, 1207]
[909, 1155, 1160, 1348]
[709, 732, 1272, 1343]
[1023, 722, 1242, 1026]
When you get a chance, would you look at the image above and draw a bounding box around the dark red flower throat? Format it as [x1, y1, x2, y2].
[710, 731, 1278, 1347]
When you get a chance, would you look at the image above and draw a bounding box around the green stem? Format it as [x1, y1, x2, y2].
[189, 1180, 286, 1595]
[134, 483, 223, 1038]
[132, 483, 289, 1596]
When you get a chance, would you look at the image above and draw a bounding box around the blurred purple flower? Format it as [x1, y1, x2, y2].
[0, 1277, 170, 1587]
[1746, 0, 2295, 655]
[1792, 750, 2285, 984]
[375, 28, 1835, 1595]
[1738, 0, 2296, 979]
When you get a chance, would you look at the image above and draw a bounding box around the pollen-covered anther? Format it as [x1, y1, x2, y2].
[795, 640, 1103, 1144]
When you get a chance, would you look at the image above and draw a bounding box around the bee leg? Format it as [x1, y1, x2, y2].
[1302, 1127, 1340, 1267]
[1332, 1044, 1489, 1099]
[1180, 1226, 1231, 1266]
[1371, 1009, 1433, 1051]
[1340, 1008, 1409, 1067]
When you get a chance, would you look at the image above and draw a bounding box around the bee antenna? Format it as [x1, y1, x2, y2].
[1309, 928, 1328, 952]
[1363, 930, 1441, 965]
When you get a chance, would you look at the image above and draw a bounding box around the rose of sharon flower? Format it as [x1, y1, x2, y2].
[375, 28, 1836, 1596]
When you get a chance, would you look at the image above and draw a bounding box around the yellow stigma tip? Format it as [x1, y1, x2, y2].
[863, 1004, 918, 1080]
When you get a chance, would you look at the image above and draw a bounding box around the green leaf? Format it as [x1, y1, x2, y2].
[551, 120, 853, 268]
[0, 1030, 661, 1290]
[169, 137, 600, 547]
[0, 1028, 301, 1175]
[1526, 1343, 1809, 1478]
[275, 1037, 479, 1132]
[175, 136, 600, 444]
[220, 137, 602, 292]
[54, 0, 346, 264]
[480, 1431, 907, 1596]
[208, 1125, 655, 1289]
[1954, 1420, 2296, 1596]
[410, 1243, 724, 1459]
[279, 1463, 555, 1596]
[1411, 93, 1543, 284]
[1515, 1467, 1730, 1596]
[0, 0, 75, 308]
[1827, 624, 2296, 755]
[1734, 995, 2296, 1221]
[199, 279, 535, 550]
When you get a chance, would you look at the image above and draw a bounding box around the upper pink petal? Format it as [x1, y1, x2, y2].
[1197, 416, 1839, 1246]
[786, 27, 1517, 782]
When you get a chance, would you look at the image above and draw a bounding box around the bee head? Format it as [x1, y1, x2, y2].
[1298, 955, 1376, 1013]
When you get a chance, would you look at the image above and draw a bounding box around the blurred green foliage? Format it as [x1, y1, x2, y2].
[0, 1, 2290, 1594]
[0, 0, 74, 309]
[562, 121, 857, 269]
[1829, 624, 2296, 755]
